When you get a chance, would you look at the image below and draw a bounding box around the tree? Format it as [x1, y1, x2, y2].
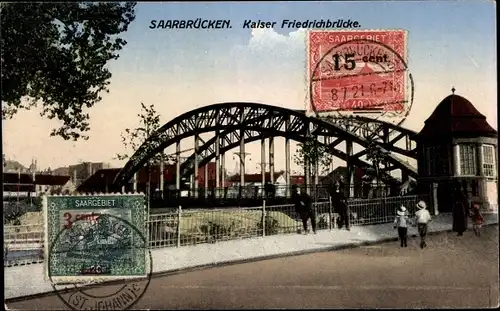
[116, 102, 162, 162]
[366, 142, 390, 197]
[116, 102, 163, 204]
[1, 2, 136, 141]
[294, 138, 333, 183]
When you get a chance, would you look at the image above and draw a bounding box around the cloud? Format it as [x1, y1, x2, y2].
[229, 28, 306, 73]
[245, 28, 307, 53]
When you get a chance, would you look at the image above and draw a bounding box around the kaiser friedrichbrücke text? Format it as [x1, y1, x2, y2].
[149, 19, 360, 29]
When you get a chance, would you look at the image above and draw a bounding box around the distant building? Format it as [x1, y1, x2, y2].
[68, 162, 112, 187]
[76, 163, 217, 194]
[228, 171, 286, 186]
[2, 172, 36, 200]
[290, 175, 305, 185]
[414, 91, 498, 213]
[34, 174, 75, 195]
[228, 171, 287, 196]
[2, 172, 74, 200]
[318, 166, 369, 198]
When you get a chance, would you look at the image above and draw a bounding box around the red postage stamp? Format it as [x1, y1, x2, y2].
[307, 30, 409, 116]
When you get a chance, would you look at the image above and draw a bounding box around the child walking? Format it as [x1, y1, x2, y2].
[470, 204, 484, 237]
[414, 200, 432, 249]
[394, 205, 410, 247]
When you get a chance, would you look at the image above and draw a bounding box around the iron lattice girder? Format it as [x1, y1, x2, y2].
[322, 116, 418, 158]
[178, 109, 317, 178]
[113, 103, 419, 187]
[180, 126, 402, 186]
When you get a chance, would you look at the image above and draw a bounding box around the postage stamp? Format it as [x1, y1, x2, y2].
[47, 208, 153, 311]
[306, 29, 411, 118]
[44, 193, 148, 284]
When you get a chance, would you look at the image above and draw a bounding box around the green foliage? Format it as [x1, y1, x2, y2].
[317, 214, 329, 230]
[258, 215, 280, 236]
[1, 2, 136, 140]
[116, 102, 163, 161]
[33, 197, 43, 212]
[200, 221, 236, 240]
[294, 138, 333, 176]
[366, 142, 390, 182]
[3, 203, 24, 224]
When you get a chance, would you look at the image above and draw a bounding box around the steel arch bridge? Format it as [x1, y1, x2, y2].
[113, 102, 418, 188]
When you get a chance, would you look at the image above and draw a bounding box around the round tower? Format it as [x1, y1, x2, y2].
[414, 88, 497, 213]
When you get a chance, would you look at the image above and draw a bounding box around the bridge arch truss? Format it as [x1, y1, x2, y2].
[113, 102, 419, 193]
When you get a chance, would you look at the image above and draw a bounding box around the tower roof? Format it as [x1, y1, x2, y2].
[416, 91, 497, 139]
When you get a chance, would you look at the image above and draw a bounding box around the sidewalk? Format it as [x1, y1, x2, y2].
[150, 212, 498, 274]
[5, 213, 498, 300]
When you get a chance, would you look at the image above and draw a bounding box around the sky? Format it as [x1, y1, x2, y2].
[2, 0, 497, 175]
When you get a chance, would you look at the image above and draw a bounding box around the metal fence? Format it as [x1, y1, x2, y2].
[158, 183, 382, 199]
[4, 224, 44, 266]
[4, 194, 427, 266]
[147, 195, 426, 249]
[348, 195, 427, 226]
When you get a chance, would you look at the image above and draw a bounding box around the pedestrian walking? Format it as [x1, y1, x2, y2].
[292, 185, 317, 234]
[470, 203, 484, 237]
[452, 182, 469, 236]
[414, 200, 432, 249]
[330, 184, 350, 231]
[394, 205, 410, 247]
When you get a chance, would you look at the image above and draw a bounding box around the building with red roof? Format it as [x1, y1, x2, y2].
[2, 172, 74, 199]
[76, 163, 218, 194]
[414, 89, 497, 212]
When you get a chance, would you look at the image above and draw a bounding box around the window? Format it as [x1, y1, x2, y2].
[482, 145, 496, 178]
[425, 145, 449, 175]
[459, 144, 477, 176]
[425, 146, 434, 175]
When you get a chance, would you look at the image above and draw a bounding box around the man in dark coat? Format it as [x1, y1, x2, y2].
[337, 176, 345, 197]
[330, 183, 350, 230]
[452, 182, 469, 236]
[292, 185, 317, 234]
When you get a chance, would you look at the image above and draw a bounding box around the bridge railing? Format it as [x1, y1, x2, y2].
[348, 195, 426, 226]
[150, 183, 397, 208]
[4, 194, 427, 266]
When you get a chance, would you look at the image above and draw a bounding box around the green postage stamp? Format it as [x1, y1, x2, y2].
[44, 193, 147, 284]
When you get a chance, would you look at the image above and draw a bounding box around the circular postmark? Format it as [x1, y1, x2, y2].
[48, 213, 152, 310]
[307, 30, 414, 127]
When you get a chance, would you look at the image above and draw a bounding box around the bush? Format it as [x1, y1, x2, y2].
[317, 214, 329, 230]
[258, 215, 280, 236]
[199, 220, 237, 242]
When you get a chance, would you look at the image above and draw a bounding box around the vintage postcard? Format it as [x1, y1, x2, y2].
[3, 1, 498, 310]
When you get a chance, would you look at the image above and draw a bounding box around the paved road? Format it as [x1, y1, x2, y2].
[7, 226, 499, 309]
